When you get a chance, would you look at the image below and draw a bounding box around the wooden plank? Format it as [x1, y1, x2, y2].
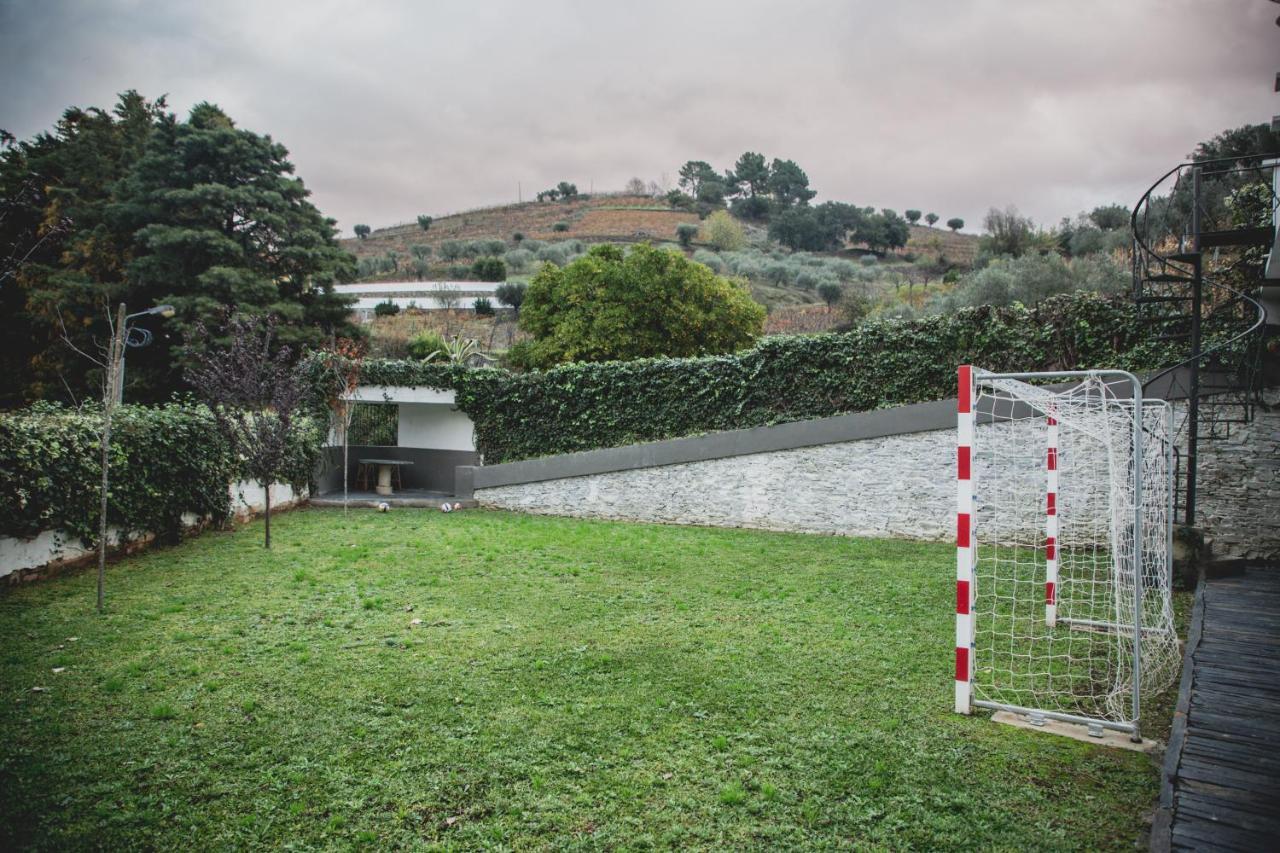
[1177, 758, 1280, 796]
[1160, 569, 1280, 852]
[1171, 819, 1273, 852]
[1176, 791, 1280, 832]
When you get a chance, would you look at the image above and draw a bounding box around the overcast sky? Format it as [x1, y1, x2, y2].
[2, 0, 1276, 236]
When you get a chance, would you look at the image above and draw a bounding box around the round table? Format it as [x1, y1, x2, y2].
[359, 458, 414, 496]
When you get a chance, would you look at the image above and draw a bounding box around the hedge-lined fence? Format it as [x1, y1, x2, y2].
[0, 403, 321, 544]
[306, 293, 1176, 464]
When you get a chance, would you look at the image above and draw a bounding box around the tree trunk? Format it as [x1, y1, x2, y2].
[263, 482, 271, 548]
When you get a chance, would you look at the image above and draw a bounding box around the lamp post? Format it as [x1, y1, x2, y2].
[95, 302, 174, 612]
[115, 304, 175, 403]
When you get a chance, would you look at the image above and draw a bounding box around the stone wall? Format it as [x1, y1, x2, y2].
[479, 428, 957, 540]
[1194, 390, 1280, 561]
[476, 391, 1280, 561]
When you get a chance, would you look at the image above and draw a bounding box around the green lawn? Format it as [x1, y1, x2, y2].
[0, 508, 1162, 849]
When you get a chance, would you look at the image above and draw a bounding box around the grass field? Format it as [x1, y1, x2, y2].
[0, 509, 1163, 849]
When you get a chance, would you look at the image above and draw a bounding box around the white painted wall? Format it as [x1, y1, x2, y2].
[1, 480, 305, 580]
[397, 403, 475, 451]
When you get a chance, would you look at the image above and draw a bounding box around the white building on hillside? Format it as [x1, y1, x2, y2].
[335, 281, 504, 319]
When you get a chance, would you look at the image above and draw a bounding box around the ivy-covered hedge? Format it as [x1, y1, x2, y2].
[0, 403, 321, 544]
[305, 293, 1174, 464]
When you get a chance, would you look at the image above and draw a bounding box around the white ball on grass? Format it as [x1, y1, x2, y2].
[440, 502, 452, 513]
[377, 502, 390, 513]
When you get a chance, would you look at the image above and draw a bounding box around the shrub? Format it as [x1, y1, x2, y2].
[701, 210, 746, 251]
[446, 264, 471, 280]
[765, 261, 792, 285]
[353, 224, 371, 240]
[501, 340, 538, 371]
[416, 215, 432, 231]
[373, 300, 400, 317]
[0, 403, 319, 543]
[947, 217, 965, 232]
[518, 244, 765, 369]
[439, 240, 466, 261]
[521, 239, 545, 253]
[839, 290, 872, 323]
[409, 244, 432, 259]
[504, 248, 532, 272]
[407, 331, 448, 361]
[512, 232, 524, 243]
[692, 249, 724, 273]
[474, 297, 495, 316]
[481, 238, 507, 257]
[675, 223, 698, 249]
[471, 257, 507, 282]
[552, 221, 570, 232]
[535, 244, 569, 265]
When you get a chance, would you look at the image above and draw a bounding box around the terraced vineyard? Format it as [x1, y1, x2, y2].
[341, 194, 701, 261]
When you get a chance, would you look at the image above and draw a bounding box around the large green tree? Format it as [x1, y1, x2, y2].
[0, 95, 357, 405]
[1, 91, 164, 406]
[518, 244, 764, 367]
[765, 158, 816, 208]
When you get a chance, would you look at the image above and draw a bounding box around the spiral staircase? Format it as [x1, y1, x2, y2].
[1131, 155, 1278, 525]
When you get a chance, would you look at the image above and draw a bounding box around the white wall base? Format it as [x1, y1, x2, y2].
[1, 480, 306, 581]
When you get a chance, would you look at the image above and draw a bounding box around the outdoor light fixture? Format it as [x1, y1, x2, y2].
[117, 304, 175, 402]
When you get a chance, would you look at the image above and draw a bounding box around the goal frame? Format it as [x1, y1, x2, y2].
[954, 365, 1159, 742]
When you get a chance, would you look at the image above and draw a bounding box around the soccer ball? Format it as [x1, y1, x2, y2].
[440, 502, 453, 513]
[377, 502, 390, 513]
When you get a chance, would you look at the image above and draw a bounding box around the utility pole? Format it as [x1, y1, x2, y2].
[518, 181, 522, 203]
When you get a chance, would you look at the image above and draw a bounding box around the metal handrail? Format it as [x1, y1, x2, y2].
[1130, 159, 1274, 392]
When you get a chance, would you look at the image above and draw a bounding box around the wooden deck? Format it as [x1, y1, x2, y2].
[1152, 567, 1280, 852]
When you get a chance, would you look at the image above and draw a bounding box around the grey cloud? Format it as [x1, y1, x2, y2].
[2, 0, 1276, 234]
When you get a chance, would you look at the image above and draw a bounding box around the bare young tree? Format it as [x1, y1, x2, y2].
[185, 314, 306, 548]
[319, 336, 366, 514]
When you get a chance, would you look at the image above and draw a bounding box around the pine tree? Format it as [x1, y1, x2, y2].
[110, 102, 357, 397]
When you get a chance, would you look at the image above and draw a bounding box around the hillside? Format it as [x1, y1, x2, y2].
[341, 195, 979, 269]
[341, 194, 702, 260]
[342, 196, 982, 318]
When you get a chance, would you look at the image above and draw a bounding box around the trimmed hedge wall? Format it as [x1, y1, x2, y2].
[306, 293, 1173, 465]
[0, 403, 321, 544]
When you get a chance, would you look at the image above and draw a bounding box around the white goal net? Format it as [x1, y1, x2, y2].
[954, 367, 1179, 739]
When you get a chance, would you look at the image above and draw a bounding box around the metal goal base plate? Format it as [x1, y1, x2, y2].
[991, 711, 1160, 753]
